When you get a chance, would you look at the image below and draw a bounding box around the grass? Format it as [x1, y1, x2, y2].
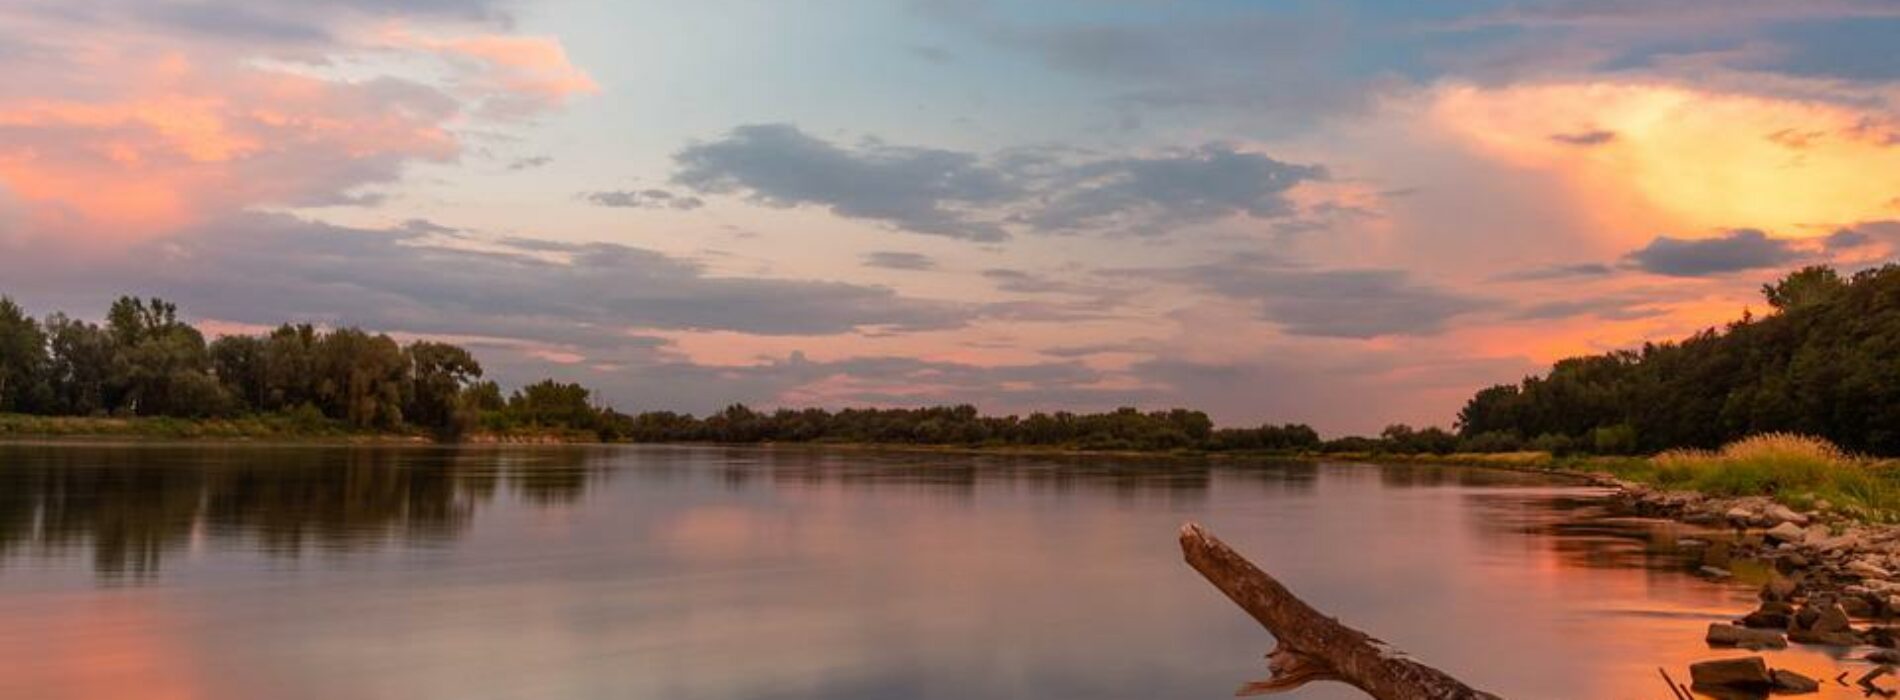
[0, 412, 408, 442]
[1572, 434, 1900, 522]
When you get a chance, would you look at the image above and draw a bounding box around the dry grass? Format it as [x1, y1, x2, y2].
[1618, 433, 1900, 520]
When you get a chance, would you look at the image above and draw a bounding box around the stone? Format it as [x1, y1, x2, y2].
[1844, 596, 1876, 618]
[1766, 522, 1807, 543]
[1707, 623, 1788, 649]
[1765, 503, 1810, 526]
[1678, 537, 1712, 548]
[1727, 506, 1756, 523]
[1741, 608, 1792, 629]
[1690, 656, 1774, 689]
[1700, 565, 1735, 579]
[1849, 559, 1892, 579]
[1812, 603, 1852, 634]
[1764, 578, 1799, 601]
[1788, 628, 1860, 646]
[1771, 668, 1821, 693]
[1868, 648, 1900, 664]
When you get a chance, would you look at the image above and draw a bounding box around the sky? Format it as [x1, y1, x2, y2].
[0, 0, 1897, 435]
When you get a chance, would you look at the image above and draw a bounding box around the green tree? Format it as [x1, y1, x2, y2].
[0, 297, 48, 412]
[43, 314, 114, 415]
[406, 341, 484, 437]
[313, 328, 409, 429]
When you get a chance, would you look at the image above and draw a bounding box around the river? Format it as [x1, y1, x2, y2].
[0, 443, 1866, 699]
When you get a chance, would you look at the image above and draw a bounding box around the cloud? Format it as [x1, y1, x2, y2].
[1, 214, 977, 345]
[1510, 294, 1671, 322]
[906, 45, 954, 64]
[861, 251, 937, 271]
[1624, 228, 1803, 276]
[1135, 256, 1491, 338]
[584, 189, 705, 211]
[1017, 145, 1327, 236]
[670, 124, 1325, 240]
[1428, 81, 1900, 238]
[1453, 1, 1900, 30]
[1825, 227, 1873, 250]
[1494, 262, 1618, 282]
[673, 124, 1017, 241]
[0, 1, 593, 242]
[914, 3, 1378, 126]
[507, 156, 553, 171]
[1549, 130, 1616, 146]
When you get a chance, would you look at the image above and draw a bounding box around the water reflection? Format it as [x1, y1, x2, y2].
[0, 444, 1868, 699]
[0, 444, 601, 580]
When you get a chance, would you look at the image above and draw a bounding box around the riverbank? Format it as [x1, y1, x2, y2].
[0, 413, 593, 445]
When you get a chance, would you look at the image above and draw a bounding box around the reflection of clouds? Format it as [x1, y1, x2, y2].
[0, 448, 1856, 699]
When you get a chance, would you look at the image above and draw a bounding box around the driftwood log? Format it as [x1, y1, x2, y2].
[1180, 522, 1500, 699]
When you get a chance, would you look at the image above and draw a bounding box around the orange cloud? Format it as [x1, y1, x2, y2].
[375, 27, 598, 115]
[0, 21, 593, 245]
[1429, 81, 1900, 246]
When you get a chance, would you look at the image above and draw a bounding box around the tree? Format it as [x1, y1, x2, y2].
[406, 341, 484, 437]
[99, 298, 215, 417]
[507, 380, 600, 431]
[312, 328, 409, 429]
[0, 297, 48, 412]
[209, 335, 268, 411]
[43, 314, 113, 415]
[1763, 265, 1844, 311]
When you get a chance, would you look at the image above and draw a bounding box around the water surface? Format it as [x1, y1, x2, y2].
[0, 444, 1870, 699]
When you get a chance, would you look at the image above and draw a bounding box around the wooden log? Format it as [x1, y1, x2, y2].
[1179, 521, 1501, 699]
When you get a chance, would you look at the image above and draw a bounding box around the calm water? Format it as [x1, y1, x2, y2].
[0, 443, 1876, 699]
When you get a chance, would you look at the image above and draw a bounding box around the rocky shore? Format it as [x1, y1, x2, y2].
[1610, 476, 1900, 695]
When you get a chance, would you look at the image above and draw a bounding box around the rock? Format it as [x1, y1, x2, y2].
[1707, 623, 1788, 649]
[1741, 608, 1792, 629]
[1869, 626, 1900, 648]
[1766, 522, 1808, 543]
[1763, 578, 1799, 602]
[1812, 603, 1853, 633]
[1765, 503, 1810, 526]
[1849, 559, 1892, 579]
[1700, 565, 1735, 579]
[1727, 506, 1756, 523]
[1784, 553, 1811, 568]
[1771, 668, 1821, 693]
[1690, 656, 1774, 689]
[1868, 648, 1900, 664]
[1845, 596, 1876, 618]
[1820, 532, 1864, 553]
[1788, 628, 1860, 646]
[1678, 537, 1712, 548]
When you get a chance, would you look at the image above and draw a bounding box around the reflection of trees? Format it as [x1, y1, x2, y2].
[0, 445, 596, 581]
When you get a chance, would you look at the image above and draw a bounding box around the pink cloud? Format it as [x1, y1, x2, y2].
[0, 11, 593, 244]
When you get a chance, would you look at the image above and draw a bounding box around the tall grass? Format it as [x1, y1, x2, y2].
[1629, 434, 1900, 520]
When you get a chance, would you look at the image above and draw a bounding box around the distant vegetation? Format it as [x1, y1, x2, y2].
[0, 295, 1334, 449]
[1456, 265, 1900, 457]
[8, 265, 1897, 455]
[0, 295, 580, 440]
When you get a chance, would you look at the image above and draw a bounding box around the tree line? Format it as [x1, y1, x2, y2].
[0, 296, 544, 438]
[0, 295, 1343, 450]
[1456, 264, 1900, 456]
